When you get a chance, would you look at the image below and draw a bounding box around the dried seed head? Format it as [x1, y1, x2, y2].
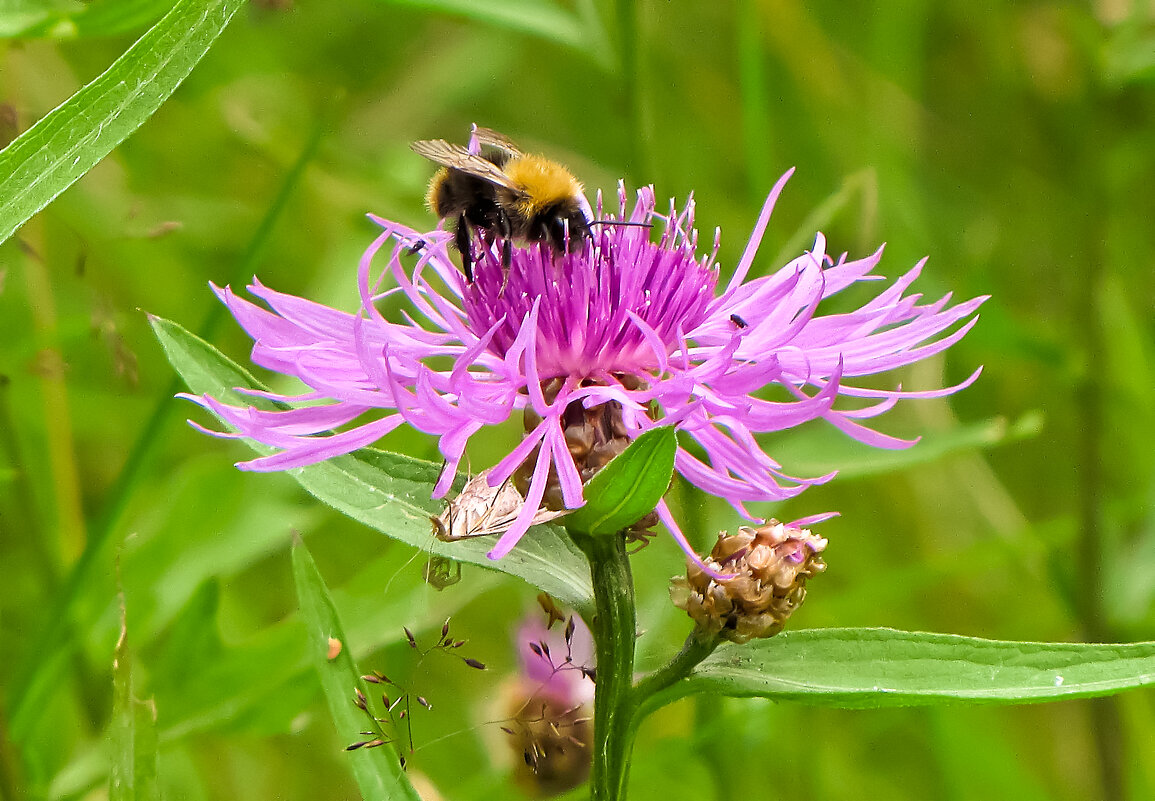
[670, 519, 827, 643]
[537, 593, 565, 629]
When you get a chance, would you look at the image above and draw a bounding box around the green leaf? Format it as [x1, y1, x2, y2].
[0, 0, 171, 38]
[564, 426, 677, 536]
[647, 628, 1155, 711]
[109, 598, 160, 801]
[0, 0, 245, 245]
[149, 316, 274, 408]
[770, 413, 1043, 481]
[291, 538, 423, 801]
[306, 449, 594, 611]
[149, 315, 594, 610]
[375, 0, 586, 52]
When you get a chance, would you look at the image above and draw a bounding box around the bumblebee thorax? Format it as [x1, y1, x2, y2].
[504, 155, 583, 214]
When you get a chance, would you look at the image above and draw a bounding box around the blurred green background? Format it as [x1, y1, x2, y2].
[2, 0, 1155, 799]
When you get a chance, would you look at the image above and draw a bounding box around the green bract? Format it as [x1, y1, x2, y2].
[563, 426, 677, 537]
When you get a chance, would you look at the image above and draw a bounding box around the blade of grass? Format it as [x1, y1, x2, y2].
[0, 0, 246, 246]
[291, 537, 423, 801]
[109, 593, 160, 801]
[6, 104, 326, 744]
[374, 0, 588, 55]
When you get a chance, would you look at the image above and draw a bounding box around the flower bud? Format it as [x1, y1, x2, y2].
[670, 519, 827, 642]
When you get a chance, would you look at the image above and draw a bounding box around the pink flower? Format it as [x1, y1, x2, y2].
[188, 171, 985, 563]
[516, 614, 595, 708]
[498, 612, 594, 794]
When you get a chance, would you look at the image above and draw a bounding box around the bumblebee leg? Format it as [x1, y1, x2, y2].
[496, 210, 514, 270]
[454, 215, 474, 283]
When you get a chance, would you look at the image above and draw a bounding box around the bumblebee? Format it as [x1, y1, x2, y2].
[411, 127, 591, 281]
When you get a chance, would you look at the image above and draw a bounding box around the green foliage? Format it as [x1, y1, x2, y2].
[291, 538, 422, 801]
[771, 411, 1043, 481]
[0, 0, 172, 39]
[151, 315, 595, 609]
[565, 426, 676, 537]
[4, 1, 1155, 799]
[372, 0, 602, 60]
[0, 0, 245, 245]
[109, 601, 160, 801]
[648, 628, 1155, 711]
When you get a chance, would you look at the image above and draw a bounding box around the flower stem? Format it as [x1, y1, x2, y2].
[574, 533, 637, 801]
[632, 629, 719, 709]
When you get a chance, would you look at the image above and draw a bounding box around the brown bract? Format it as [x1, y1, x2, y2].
[516, 376, 661, 539]
[499, 688, 592, 797]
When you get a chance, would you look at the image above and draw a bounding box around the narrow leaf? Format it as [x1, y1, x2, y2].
[109, 597, 160, 801]
[150, 315, 594, 610]
[771, 413, 1042, 481]
[375, 0, 586, 52]
[0, 0, 245, 245]
[292, 538, 423, 801]
[0, 0, 171, 39]
[647, 628, 1155, 712]
[564, 426, 677, 536]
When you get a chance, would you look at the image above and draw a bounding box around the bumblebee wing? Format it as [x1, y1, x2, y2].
[411, 139, 521, 192]
[472, 126, 523, 158]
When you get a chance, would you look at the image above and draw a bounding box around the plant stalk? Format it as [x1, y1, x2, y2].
[576, 533, 637, 801]
[632, 629, 719, 718]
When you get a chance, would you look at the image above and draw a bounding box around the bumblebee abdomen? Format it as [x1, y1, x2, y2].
[427, 168, 499, 219]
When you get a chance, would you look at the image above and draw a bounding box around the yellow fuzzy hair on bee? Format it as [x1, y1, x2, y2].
[411, 128, 592, 280]
[503, 155, 585, 216]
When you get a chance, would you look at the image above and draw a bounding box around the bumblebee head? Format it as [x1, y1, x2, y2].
[532, 205, 590, 253]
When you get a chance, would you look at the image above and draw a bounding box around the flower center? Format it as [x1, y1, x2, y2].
[460, 226, 718, 380]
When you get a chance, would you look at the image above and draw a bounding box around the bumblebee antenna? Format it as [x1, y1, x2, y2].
[580, 219, 654, 234]
[591, 220, 653, 228]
